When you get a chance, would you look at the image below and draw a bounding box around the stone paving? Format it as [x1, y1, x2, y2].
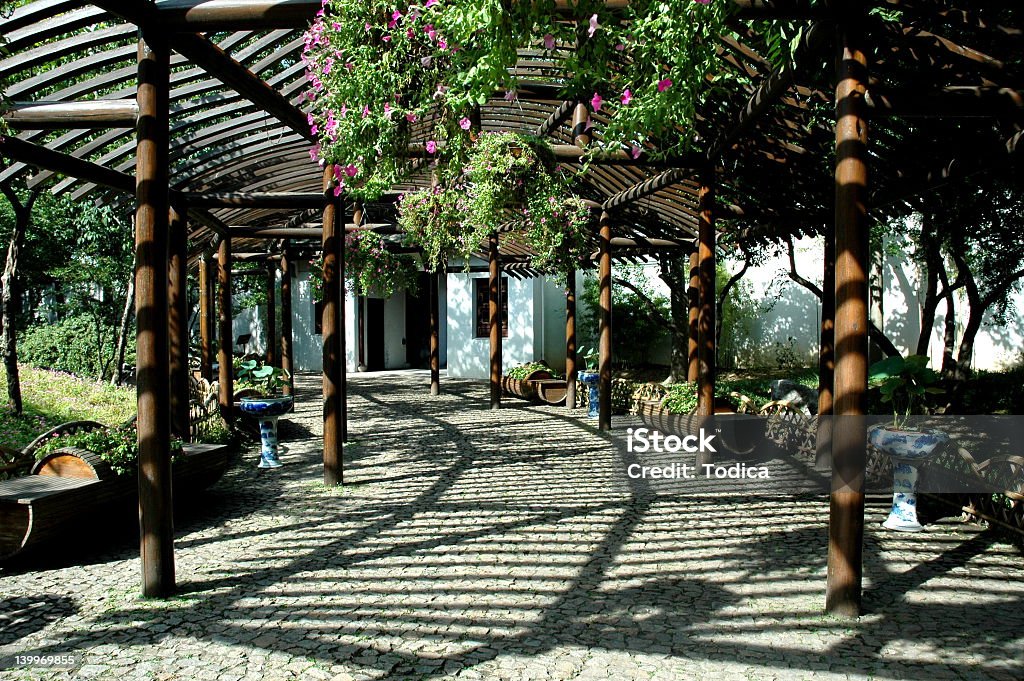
[1, 370, 1022, 681]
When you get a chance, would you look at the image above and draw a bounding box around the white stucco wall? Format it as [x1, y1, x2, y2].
[445, 262, 537, 379]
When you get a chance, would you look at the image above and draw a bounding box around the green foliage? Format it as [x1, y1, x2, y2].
[19, 314, 134, 381]
[345, 229, 420, 296]
[506, 361, 556, 380]
[399, 133, 592, 274]
[232, 261, 270, 313]
[869, 354, 944, 428]
[661, 372, 817, 415]
[576, 345, 599, 372]
[34, 423, 183, 478]
[302, 0, 789, 198]
[193, 416, 234, 446]
[580, 265, 669, 367]
[233, 357, 290, 396]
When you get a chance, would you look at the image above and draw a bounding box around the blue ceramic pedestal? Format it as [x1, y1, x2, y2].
[239, 396, 294, 469]
[579, 371, 599, 419]
[869, 427, 949, 532]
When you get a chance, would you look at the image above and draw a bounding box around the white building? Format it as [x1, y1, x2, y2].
[233, 236, 1023, 377]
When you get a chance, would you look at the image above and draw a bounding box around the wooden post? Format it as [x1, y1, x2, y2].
[696, 169, 716, 418]
[217, 237, 233, 427]
[279, 246, 294, 397]
[135, 32, 174, 598]
[322, 168, 343, 486]
[199, 254, 213, 382]
[265, 266, 276, 367]
[488, 231, 501, 410]
[687, 249, 699, 382]
[168, 204, 189, 441]
[816, 226, 836, 469]
[598, 212, 612, 431]
[340, 205, 348, 443]
[565, 268, 577, 409]
[826, 17, 869, 618]
[429, 268, 440, 396]
[572, 102, 590, 148]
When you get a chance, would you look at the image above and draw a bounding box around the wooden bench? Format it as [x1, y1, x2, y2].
[0, 443, 231, 561]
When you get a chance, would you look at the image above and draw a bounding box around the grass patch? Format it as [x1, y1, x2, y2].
[0, 365, 135, 451]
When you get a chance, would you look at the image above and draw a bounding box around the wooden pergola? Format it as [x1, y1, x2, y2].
[1, 0, 1020, 618]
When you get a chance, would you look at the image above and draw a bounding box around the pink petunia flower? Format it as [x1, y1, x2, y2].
[588, 14, 599, 38]
[630, 145, 642, 159]
[658, 78, 673, 92]
[590, 92, 603, 111]
[543, 34, 555, 50]
[426, 140, 437, 154]
[344, 164, 359, 177]
[406, 112, 419, 122]
[425, 0, 438, 7]
[362, 105, 370, 118]
[621, 89, 632, 105]
[459, 117, 471, 130]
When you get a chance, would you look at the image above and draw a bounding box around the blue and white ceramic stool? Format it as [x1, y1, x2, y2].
[239, 396, 294, 469]
[578, 371, 600, 419]
[868, 426, 949, 532]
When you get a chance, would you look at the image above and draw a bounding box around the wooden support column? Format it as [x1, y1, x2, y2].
[217, 237, 233, 427]
[168, 204, 189, 441]
[687, 250, 699, 383]
[826, 17, 869, 619]
[696, 169, 716, 418]
[488, 232, 501, 410]
[816, 227, 836, 469]
[598, 213, 612, 431]
[429, 269, 440, 396]
[322, 168, 343, 486]
[265, 266, 276, 367]
[340, 203, 348, 443]
[565, 268, 577, 410]
[135, 32, 174, 598]
[279, 247, 294, 397]
[199, 254, 213, 382]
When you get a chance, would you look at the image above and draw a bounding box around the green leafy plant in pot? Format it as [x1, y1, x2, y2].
[235, 358, 290, 397]
[869, 354, 945, 430]
[867, 354, 949, 532]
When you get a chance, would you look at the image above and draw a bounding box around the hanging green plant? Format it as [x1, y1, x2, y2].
[345, 229, 420, 297]
[399, 132, 594, 275]
[300, 0, 812, 200]
[308, 255, 326, 303]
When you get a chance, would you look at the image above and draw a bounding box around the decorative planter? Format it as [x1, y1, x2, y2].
[578, 371, 599, 418]
[869, 426, 950, 532]
[501, 369, 567, 406]
[239, 396, 293, 469]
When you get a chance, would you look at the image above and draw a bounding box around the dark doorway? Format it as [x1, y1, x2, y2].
[405, 272, 431, 368]
[365, 298, 385, 370]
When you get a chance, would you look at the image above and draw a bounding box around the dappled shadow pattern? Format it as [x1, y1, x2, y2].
[0, 371, 1021, 680]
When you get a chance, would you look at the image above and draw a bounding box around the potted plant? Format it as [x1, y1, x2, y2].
[235, 359, 293, 470]
[867, 354, 948, 531]
[577, 345, 601, 418]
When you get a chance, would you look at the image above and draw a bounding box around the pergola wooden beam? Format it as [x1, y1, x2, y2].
[536, 100, 576, 137]
[90, 1, 311, 141]
[1, 100, 138, 129]
[0, 136, 134, 194]
[184, 191, 325, 208]
[864, 86, 1024, 118]
[155, 0, 633, 31]
[707, 20, 830, 160]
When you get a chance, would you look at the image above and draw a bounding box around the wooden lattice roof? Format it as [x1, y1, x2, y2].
[1, 1, 1021, 268]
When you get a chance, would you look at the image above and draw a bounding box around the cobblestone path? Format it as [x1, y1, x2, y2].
[1, 371, 1021, 680]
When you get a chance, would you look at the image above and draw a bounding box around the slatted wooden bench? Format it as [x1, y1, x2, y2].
[0, 443, 231, 561]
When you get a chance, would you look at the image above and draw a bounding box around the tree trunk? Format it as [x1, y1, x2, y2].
[716, 249, 750, 351]
[656, 254, 689, 384]
[0, 185, 37, 415]
[112, 254, 136, 386]
[915, 216, 939, 356]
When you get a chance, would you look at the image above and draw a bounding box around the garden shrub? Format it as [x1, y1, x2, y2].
[19, 315, 134, 381]
[34, 423, 183, 478]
